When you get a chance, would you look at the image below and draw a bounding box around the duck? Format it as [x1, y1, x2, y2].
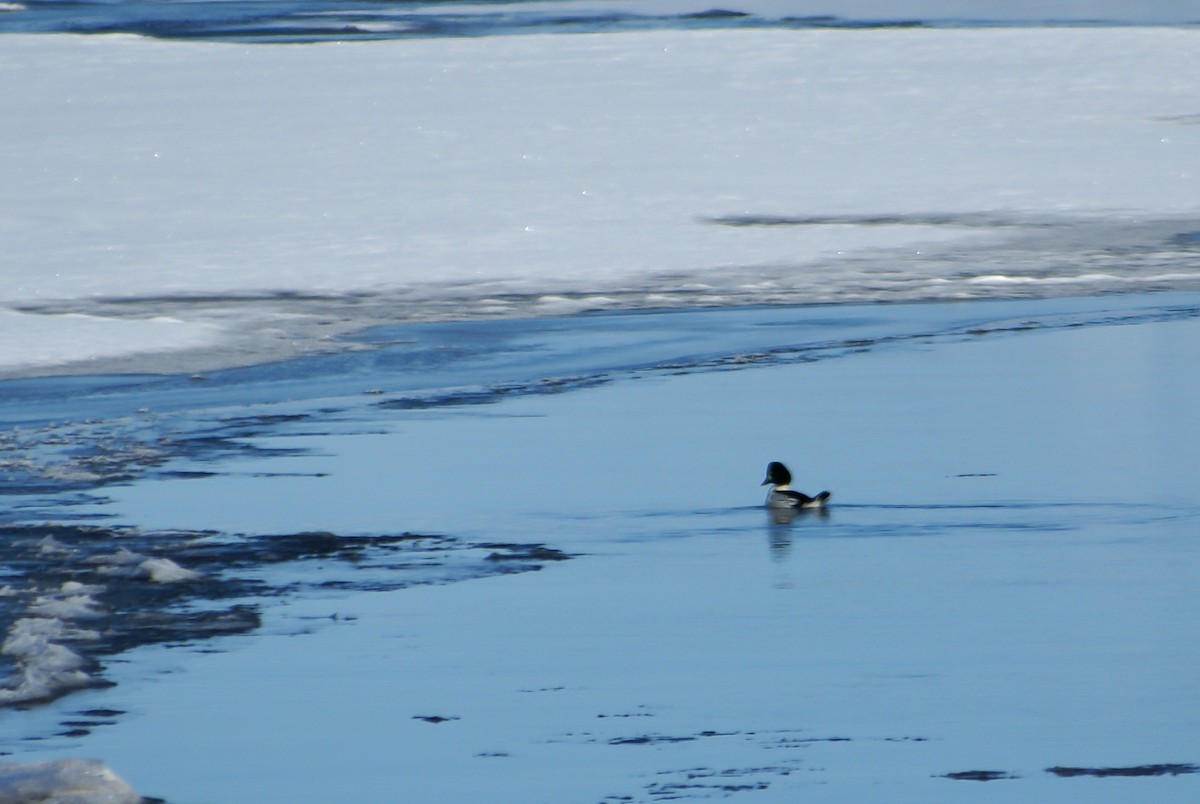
[761, 461, 830, 509]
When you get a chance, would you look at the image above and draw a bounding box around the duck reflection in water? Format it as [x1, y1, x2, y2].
[761, 461, 831, 555]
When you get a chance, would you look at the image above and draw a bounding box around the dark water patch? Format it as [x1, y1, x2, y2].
[0, 523, 569, 713]
[943, 769, 1018, 781]
[0, 3, 918, 43]
[413, 715, 460, 724]
[5, 0, 1192, 43]
[1160, 113, 1200, 126]
[1048, 763, 1199, 777]
[156, 470, 219, 480]
[0, 412, 317, 501]
[377, 375, 612, 411]
[610, 734, 695, 746]
[684, 9, 750, 21]
[58, 721, 109, 730]
[706, 211, 1061, 229]
[0, 1, 747, 41]
[643, 760, 806, 801]
[1170, 231, 1200, 246]
[769, 735, 853, 746]
[544, 725, 931, 800]
[647, 779, 769, 798]
[783, 15, 926, 30]
[610, 730, 737, 746]
[482, 543, 573, 564]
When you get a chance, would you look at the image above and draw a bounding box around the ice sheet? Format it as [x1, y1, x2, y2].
[2, 28, 1199, 374]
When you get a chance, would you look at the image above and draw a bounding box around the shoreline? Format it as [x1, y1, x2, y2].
[4, 288, 1195, 410]
[3, 283, 1200, 383]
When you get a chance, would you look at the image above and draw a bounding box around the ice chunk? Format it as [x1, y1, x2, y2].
[28, 583, 105, 620]
[139, 557, 203, 583]
[0, 618, 98, 705]
[0, 758, 141, 804]
[87, 548, 146, 566]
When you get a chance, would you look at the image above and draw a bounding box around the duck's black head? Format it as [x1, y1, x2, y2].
[762, 461, 792, 487]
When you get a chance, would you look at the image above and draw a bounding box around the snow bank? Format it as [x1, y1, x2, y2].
[0, 309, 221, 374]
[1, 28, 1198, 374]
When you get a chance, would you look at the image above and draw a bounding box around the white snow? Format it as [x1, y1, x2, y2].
[0, 310, 221, 374]
[0, 759, 141, 804]
[1, 28, 1198, 374]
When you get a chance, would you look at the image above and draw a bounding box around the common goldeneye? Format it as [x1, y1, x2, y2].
[762, 461, 830, 509]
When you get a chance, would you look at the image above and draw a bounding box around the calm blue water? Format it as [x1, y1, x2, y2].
[3, 289, 1198, 801]
[2, 0, 1198, 42]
